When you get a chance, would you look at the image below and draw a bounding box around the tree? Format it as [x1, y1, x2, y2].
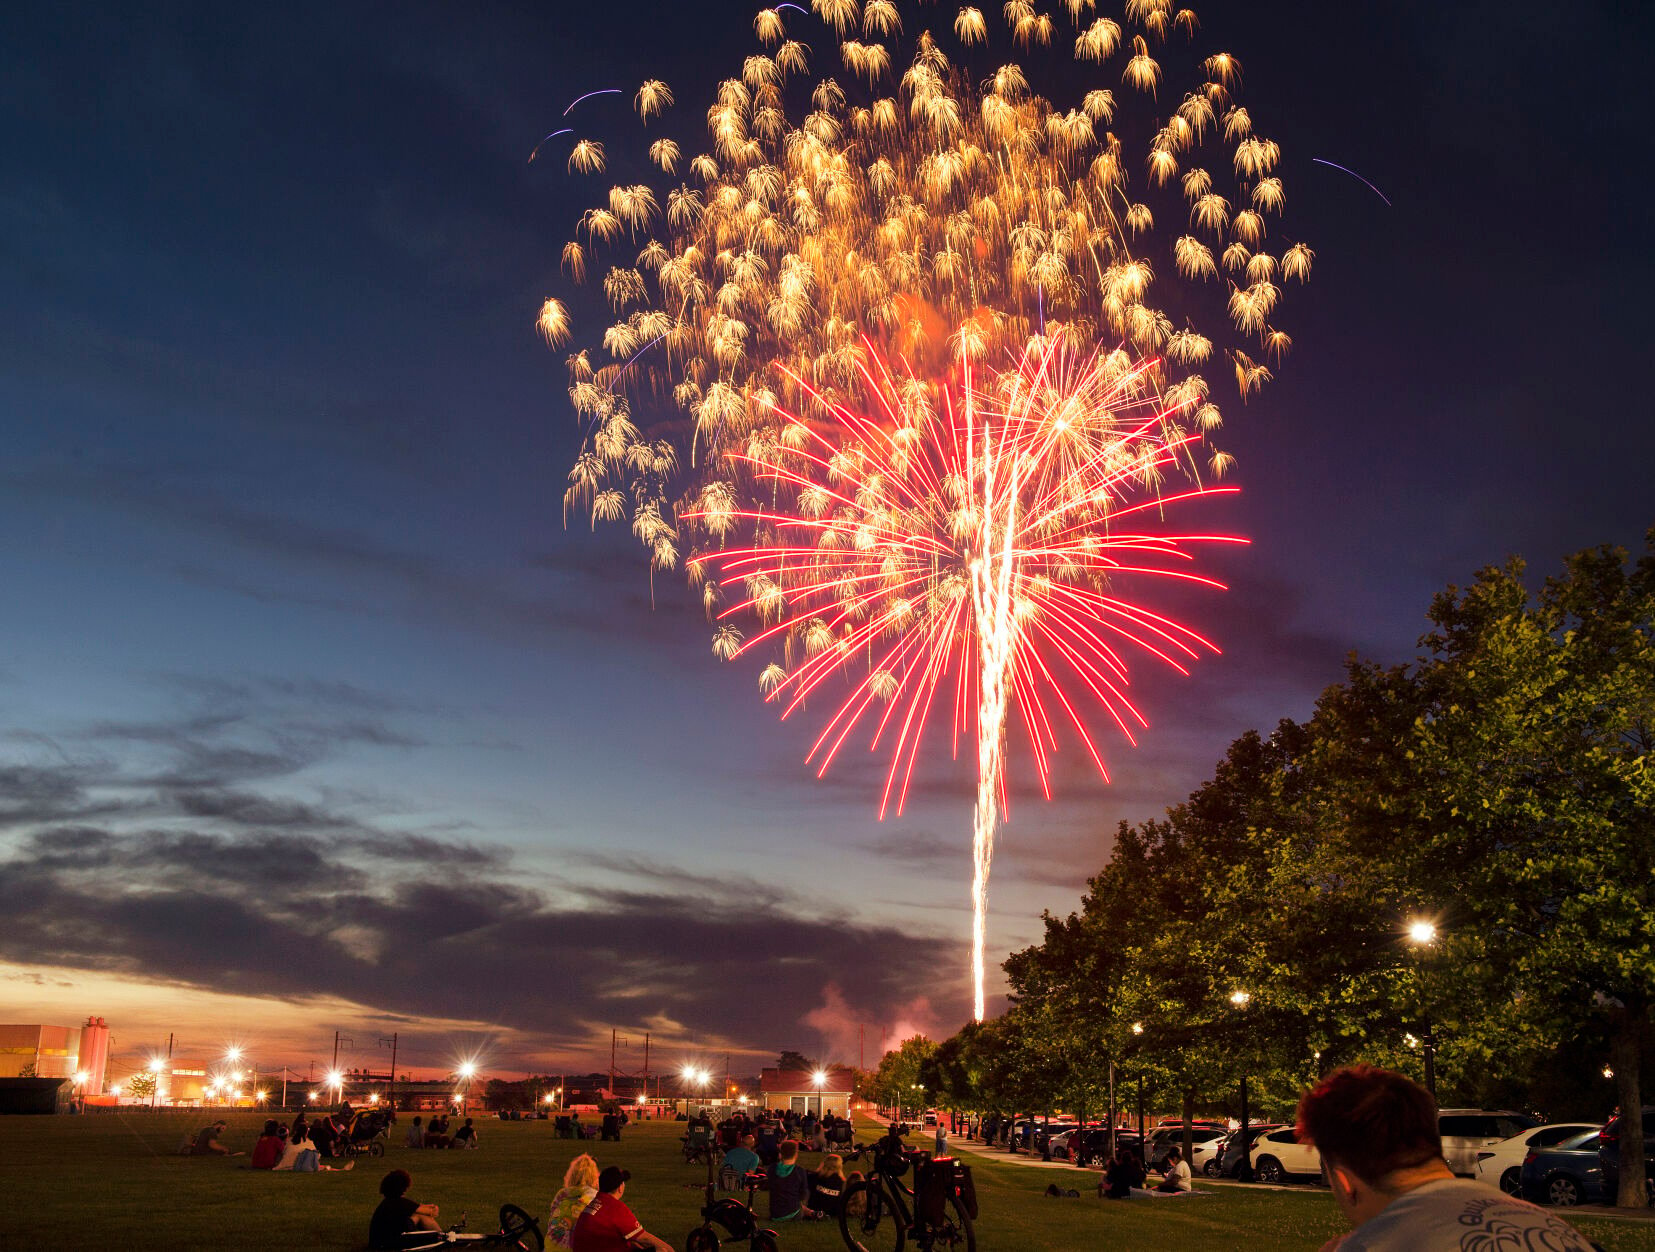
[1406, 533, 1655, 1206]
[871, 1036, 937, 1114]
[776, 1050, 817, 1073]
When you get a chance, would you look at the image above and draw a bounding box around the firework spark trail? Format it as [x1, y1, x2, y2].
[562, 88, 622, 115]
[544, 0, 1309, 1019]
[686, 338, 1243, 1018]
[1311, 158, 1393, 206]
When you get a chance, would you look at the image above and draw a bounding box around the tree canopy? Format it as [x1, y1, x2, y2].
[926, 529, 1655, 1206]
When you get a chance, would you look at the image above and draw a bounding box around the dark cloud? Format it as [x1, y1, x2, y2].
[0, 823, 968, 1056]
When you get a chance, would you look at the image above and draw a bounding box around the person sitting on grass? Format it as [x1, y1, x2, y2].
[808, 1152, 861, 1218]
[310, 1113, 340, 1158]
[1100, 1148, 1145, 1199]
[192, 1120, 241, 1157]
[1155, 1146, 1193, 1194]
[767, 1140, 820, 1222]
[547, 1153, 600, 1250]
[425, 1115, 452, 1150]
[452, 1117, 479, 1150]
[369, 1168, 441, 1250]
[571, 1166, 673, 1252]
[250, 1120, 285, 1169]
[404, 1116, 425, 1150]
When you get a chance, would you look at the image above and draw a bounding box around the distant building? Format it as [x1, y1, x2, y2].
[0, 1016, 110, 1092]
[759, 1066, 855, 1118]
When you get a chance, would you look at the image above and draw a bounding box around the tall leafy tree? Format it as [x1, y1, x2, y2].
[1410, 532, 1654, 1206]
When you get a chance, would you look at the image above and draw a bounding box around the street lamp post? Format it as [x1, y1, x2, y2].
[1132, 1022, 1145, 1161]
[1229, 991, 1253, 1182]
[457, 1062, 477, 1116]
[148, 1058, 164, 1111]
[1407, 920, 1439, 1098]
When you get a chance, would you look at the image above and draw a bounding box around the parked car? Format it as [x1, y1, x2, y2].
[1437, 1110, 1539, 1176]
[1187, 1132, 1227, 1178]
[1052, 1128, 1145, 1165]
[1250, 1126, 1323, 1184]
[1520, 1129, 1607, 1207]
[1599, 1106, 1655, 1200]
[1473, 1123, 1600, 1195]
[1215, 1124, 1286, 1178]
[1026, 1120, 1078, 1155]
[1146, 1123, 1227, 1170]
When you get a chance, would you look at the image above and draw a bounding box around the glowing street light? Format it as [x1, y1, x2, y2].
[1227, 990, 1255, 1181]
[1406, 919, 1440, 1097]
[1131, 1022, 1144, 1035]
[148, 1057, 164, 1111]
[456, 1060, 477, 1115]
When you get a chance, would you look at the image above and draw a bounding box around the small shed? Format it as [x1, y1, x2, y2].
[0, 1077, 72, 1115]
[758, 1066, 855, 1119]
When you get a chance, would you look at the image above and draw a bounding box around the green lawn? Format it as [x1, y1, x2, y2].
[1, 1110, 1649, 1250]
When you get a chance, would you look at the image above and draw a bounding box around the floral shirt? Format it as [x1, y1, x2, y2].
[548, 1184, 597, 1249]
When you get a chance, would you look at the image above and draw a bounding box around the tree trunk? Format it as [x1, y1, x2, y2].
[1611, 1004, 1648, 1209]
[1182, 1087, 1195, 1168]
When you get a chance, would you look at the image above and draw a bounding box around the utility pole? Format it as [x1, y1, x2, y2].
[643, 1033, 650, 1104]
[333, 1030, 342, 1071]
[610, 1029, 619, 1102]
[379, 1034, 399, 1110]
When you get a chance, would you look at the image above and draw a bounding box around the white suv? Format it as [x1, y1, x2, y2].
[1250, 1126, 1322, 1184]
[1437, 1110, 1538, 1176]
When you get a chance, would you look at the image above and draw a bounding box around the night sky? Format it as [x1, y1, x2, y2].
[2, 0, 1651, 1080]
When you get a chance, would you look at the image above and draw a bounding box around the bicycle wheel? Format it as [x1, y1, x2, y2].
[751, 1232, 780, 1252]
[370, 1137, 385, 1157]
[839, 1181, 903, 1252]
[921, 1194, 975, 1252]
[685, 1227, 721, 1252]
[497, 1204, 543, 1251]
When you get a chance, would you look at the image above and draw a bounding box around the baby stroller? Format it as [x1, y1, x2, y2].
[343, 1108, 390, 1158]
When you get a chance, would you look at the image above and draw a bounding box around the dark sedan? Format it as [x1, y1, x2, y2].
[1519, 1129, 1607, 1207]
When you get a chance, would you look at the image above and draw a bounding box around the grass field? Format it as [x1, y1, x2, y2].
[3, 1110, 1651, 1250]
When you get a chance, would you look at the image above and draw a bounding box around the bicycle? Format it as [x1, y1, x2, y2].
[840, 1148, 975, 1252]
[685, 1168, 781, 1252]
[400, 1203, 543, 1250]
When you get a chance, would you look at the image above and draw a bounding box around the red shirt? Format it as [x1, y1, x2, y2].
[570, 1192, 644, 1252]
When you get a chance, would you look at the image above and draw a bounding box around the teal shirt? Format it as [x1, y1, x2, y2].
[722, 1146, 760, 1175]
